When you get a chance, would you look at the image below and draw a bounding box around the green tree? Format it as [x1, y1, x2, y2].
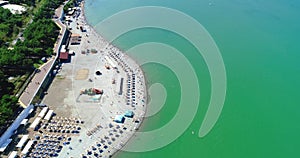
[9, 0, 35, 6]
[0, 7, 23, 42]
[0, 95, 18, 125]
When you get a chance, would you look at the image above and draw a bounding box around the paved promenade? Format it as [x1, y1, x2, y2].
[18, 58, 55, 107]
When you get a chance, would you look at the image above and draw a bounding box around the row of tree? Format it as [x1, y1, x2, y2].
[0, 0, 65, 130]
[34, 0, 65, 21]
[8, 0, 36, 6]
[0, 19, 60, 72]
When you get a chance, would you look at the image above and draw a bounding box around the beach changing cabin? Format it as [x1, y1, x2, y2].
[21, 140, 34, 155]
[38, 107, 48, 118]
[44, 110, 54, 120]
[8, 151, 17, 158]
[16, 135, 28, 148]
[29, 117, 41, 130]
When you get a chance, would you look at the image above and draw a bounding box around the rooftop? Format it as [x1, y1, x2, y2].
[1, 3, 26, 14]
[59, 52, 69, 60]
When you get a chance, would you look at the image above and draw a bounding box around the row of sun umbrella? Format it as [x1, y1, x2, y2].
[27, 114, 83, 157]
[107, 44, 145, 107]
[40, 117, 82, 135]
[28, 133, 69, 158]
[107, 48, 140, 107]
[82, 124, 129, 158]
[50, 117, 84, 124]
[126, 73, 137, 106]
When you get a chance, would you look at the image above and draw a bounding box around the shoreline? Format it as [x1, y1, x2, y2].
[81, 0, 149, 122]
[0, 1, 149, 157]
[61, 0, 148, 156]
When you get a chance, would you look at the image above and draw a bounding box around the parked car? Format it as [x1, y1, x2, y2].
[35, 103, 47, 107]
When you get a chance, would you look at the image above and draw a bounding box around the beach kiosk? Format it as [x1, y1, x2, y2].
[59, 45, 69, 61]
[114, 115, 125, 123]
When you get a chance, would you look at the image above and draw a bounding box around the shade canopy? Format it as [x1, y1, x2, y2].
[124, 110, 134, 118]
[114, 115, 125, 123]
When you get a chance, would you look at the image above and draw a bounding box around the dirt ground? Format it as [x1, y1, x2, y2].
[75, 69, 89, 80]
[42, 77, 73, 117]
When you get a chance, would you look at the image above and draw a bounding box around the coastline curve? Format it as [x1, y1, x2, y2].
[93, 6, 227, 151]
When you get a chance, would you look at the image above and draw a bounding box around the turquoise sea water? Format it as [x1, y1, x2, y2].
[85, 0, 300, 157]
